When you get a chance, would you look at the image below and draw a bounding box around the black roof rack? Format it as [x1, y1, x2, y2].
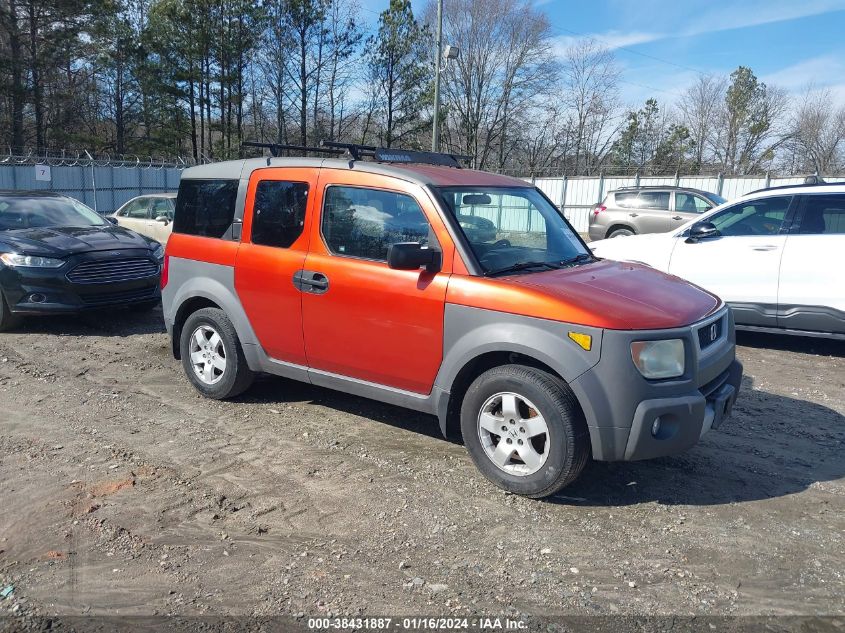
[241, 139, 472, 169]
[320, 141, 472, 169]
[242, 141, 343, 157]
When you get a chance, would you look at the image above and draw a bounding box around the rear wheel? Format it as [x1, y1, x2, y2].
[608, 227, 635, 238]
[180, 307, 254, 399]
[460, 365, 590, 498]
[0, 291, 21, 332]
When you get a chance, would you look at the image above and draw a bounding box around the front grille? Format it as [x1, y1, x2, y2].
[80, 286, 157, 305]
[67, 258, 159, 285]
[697, 316, 724, 351]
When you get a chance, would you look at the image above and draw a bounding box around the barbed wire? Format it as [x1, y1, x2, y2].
[0, 147, 201, 169]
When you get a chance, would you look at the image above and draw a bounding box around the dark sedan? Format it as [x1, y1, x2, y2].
[0, 190, 163, 330]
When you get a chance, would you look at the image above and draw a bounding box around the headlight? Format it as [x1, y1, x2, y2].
[0, 253, 65, 268]
[150, 244, 165, 261]
[631, 339, 685, 379]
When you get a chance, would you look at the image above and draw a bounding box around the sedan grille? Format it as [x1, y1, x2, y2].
[67, 258, 159, 285]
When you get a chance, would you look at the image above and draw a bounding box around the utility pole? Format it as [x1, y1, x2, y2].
[431, 0, 444, 152]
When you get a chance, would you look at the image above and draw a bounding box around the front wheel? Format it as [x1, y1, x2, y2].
[460, 365, 590, 498]
[180, 307, 254, 399]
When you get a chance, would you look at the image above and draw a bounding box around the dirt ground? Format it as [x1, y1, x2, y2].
[0, 307, 843, 630]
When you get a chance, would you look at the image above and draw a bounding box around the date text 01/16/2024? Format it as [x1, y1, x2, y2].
[307, 617, 528, 630]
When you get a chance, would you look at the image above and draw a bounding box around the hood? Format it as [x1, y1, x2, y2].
[447, 259, 721, 330]
[0, 225, 156, 256]
[512, 260, 720, 329]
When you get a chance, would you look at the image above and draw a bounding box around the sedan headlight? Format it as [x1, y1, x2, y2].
[150, 244, 165, 262]
[631, 339, 685, 379]
[0, 252, 65, 268]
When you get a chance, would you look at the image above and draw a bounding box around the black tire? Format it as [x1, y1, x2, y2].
[608, 227, 635, 238]
[0, 291, 21, 332]
[179, 307, 254, 399]
[460, 364, 590, 498]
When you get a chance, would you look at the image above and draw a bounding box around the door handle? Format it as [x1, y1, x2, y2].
[672, 215, 683, 220]
[751, 245, 778, 251]
[628, 213, 639, 218]
[293, 270, 330, 294]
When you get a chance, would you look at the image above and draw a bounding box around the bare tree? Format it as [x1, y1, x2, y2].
[430, 0, 557, 169]
[787, 87, 845, 175]
[560, 39, 621, 175]
[678, 74, 726, 171]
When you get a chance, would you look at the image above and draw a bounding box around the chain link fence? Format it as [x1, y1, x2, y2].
[0, 148, 195, 214]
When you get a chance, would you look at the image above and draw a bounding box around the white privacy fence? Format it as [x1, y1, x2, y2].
[527, 175, 809, 234]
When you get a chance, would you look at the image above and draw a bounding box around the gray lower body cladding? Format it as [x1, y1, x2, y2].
[164, 259, 741, 463]
[569, 308, 740, 460]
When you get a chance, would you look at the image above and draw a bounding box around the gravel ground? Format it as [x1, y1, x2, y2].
[0, 307, 843, 630]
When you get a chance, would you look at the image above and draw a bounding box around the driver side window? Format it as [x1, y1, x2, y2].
[708, 196, 791, 236]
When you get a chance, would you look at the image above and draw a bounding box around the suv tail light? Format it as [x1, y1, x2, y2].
[593, 205, 606, 217]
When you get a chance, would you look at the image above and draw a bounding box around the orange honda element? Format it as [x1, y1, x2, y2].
[162, 143, 742, 498]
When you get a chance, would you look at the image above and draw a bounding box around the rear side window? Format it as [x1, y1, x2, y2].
[796, 195, 845, 235]
[173, 179, 239, 239]
[251, 180, 309, 248]
[614, 192, 637, 208]
[322, 186, 429, 261]
[637, 191, 670, 210]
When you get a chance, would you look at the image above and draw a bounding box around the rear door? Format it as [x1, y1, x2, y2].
[670, 191, 713, 232]
[234, 168, 317, 366]
[668, 195, 795, 326]
[630, 190, 672, 233]
[777, 193, 845, 334]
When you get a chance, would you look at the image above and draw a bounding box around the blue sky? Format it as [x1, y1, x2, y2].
[359, 0, 845, 107]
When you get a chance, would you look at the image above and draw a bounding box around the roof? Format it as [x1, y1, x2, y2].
[181, 157, 530, 189]
[739, 182, 845, 198]
[612, 185, 723, 196]
[0, 189, 66, 198]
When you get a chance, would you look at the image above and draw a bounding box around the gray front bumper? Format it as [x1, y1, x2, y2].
[569, 307, 742, 461]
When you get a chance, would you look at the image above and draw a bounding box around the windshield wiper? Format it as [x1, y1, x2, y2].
[484, 261, 561, 277]
[559, 253, 594, 267]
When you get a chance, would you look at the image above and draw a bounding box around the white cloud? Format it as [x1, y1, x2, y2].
[553, 0, 845, 53]
[762, 55, 845, 92]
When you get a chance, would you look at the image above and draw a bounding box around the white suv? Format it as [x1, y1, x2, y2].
[589, 183, 845, 339]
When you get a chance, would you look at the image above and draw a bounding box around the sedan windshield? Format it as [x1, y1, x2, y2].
[0, 196, 107, 230]
[436, 186, 591, 275]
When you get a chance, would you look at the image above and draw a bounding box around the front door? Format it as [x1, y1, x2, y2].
[300, 171, 452, 394]
[149, 197, 175, 244]
[670, 191, 713, 232]
[234, 168, 316, 366]
[668, 195, 794, 326]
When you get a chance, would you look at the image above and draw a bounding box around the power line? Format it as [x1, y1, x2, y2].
[551, 25, 709, 76]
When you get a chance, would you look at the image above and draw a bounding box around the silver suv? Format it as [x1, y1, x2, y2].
[588, 186, 726, 240]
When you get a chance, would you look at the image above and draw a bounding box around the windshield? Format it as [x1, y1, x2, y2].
[0, 196, 107, 230]
[704, 192, 727, 206]
[436, 186, 591, 275]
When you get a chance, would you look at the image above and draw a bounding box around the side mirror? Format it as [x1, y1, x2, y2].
[686, 221, 720, 243]
[105, 216, 118, 225]
[155, 215, 170, 225]
[387, 242, 440, 272]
